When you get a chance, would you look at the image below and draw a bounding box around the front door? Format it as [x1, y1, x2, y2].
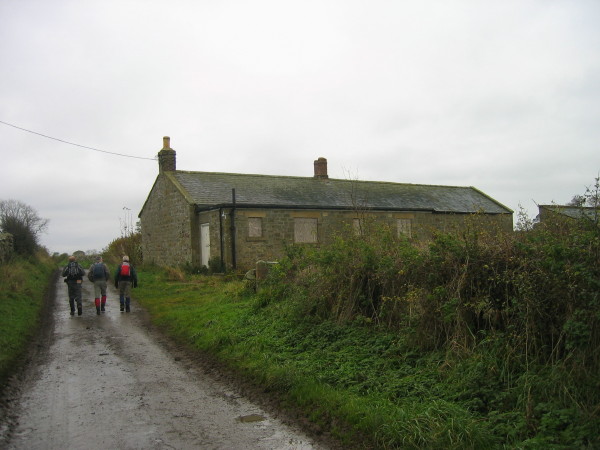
[200, 223, 210, 267]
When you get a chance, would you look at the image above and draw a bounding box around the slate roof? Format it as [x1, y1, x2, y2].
[539, 205, 599, 220]
[164, 171, 512, 214]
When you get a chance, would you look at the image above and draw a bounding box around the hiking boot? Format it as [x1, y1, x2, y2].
[70, 310, 75, 316]
[101, 305, 105, 312]
[96, 307, 101, 315]
[125, 306, 130, 313]
[120, 305, 124, 312]
[78, 307, 82, 316]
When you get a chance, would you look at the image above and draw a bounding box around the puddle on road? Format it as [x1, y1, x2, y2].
[237, 414, 266, 423]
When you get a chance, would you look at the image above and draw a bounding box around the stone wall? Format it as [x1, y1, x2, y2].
[140, 174, 194, 266]
[221, 209, 513, 271]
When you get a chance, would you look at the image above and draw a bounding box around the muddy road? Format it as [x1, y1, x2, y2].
[0, 273, 331, 449]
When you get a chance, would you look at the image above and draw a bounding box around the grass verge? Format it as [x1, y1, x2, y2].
[0, 253, 56, 387]
[134, 267, 499, 449]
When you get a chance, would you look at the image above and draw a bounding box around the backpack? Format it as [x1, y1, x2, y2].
[67, 262, 81, 279]
[92, 263, 105, 280]
[120, 263, 130, 277]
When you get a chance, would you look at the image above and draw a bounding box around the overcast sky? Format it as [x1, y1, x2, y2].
[1, 0, 599, 255]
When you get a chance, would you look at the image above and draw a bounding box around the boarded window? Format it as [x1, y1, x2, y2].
[248, 217, 262, 237]
[353, 218, 363, 236]
[294, 218, 318, 243]
[397, 218, 412, 238]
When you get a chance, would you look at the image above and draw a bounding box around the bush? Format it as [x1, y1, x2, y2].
[103, 233, 142, 266]
[258, 203, 600, 446]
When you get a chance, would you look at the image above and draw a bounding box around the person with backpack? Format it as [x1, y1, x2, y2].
[61, 255, 85, 316]
[88, 256, 110, 315]
[114, 255, 138, 312]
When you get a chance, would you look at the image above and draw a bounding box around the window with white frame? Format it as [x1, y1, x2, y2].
[294, 218, 318, 243]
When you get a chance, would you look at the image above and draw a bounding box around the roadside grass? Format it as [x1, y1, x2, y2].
[0, 253, 55, 386]
[134, 267, 496, 449]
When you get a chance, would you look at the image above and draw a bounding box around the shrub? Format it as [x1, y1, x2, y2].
[208, 256, 225, 273]
[103, 233, 142, 266]
[164, 266, 186, 282]
[257, 199, 600, 445]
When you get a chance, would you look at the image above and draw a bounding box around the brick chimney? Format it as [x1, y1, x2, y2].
[314, 157, 328, 179]
[158, 136, 176, 173]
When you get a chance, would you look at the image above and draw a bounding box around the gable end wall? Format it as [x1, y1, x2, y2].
[140, 175, 194, 266]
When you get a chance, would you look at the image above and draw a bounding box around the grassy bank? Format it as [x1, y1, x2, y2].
[0, 253, 56, 386]
[133, 269, 497, 448]
[133, 207, 600, 448]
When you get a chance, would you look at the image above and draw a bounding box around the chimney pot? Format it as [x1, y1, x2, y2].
[158, 136, 176, 173]
[314, 157, 328, 179]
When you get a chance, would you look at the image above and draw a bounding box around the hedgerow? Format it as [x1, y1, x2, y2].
[258, 201, 600, 446]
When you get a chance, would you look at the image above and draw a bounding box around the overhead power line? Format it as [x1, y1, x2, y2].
[0, 120, 157, 161]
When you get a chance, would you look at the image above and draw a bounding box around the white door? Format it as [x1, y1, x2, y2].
[200, 223, 210, 267]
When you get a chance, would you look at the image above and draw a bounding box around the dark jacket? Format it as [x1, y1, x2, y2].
[62, 261, 85, 283]
[114, 263, 138, 288]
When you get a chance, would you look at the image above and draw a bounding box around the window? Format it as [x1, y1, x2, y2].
[397, 218, 412, 238]
[248, 217, 262, 238]
[294, 218, 318, 243]
[353, 218, 363, 236]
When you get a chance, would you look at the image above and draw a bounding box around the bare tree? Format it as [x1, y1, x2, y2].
[567, 194, 586, 207]
[0, 199, 49, 254]
[568, 176, 600, 208]
[583, 175, 600, 208]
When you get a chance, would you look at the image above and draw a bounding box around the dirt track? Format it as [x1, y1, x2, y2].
[0, 272, 331, 449]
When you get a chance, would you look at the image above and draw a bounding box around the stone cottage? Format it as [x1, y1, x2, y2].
[139, 137, 513, 271]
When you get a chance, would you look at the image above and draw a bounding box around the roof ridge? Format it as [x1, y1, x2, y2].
[540, 204, 599, 209]
[173, 170, 471, 189]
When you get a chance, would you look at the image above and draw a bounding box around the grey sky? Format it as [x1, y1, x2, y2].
[1, 0, 599, 254]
